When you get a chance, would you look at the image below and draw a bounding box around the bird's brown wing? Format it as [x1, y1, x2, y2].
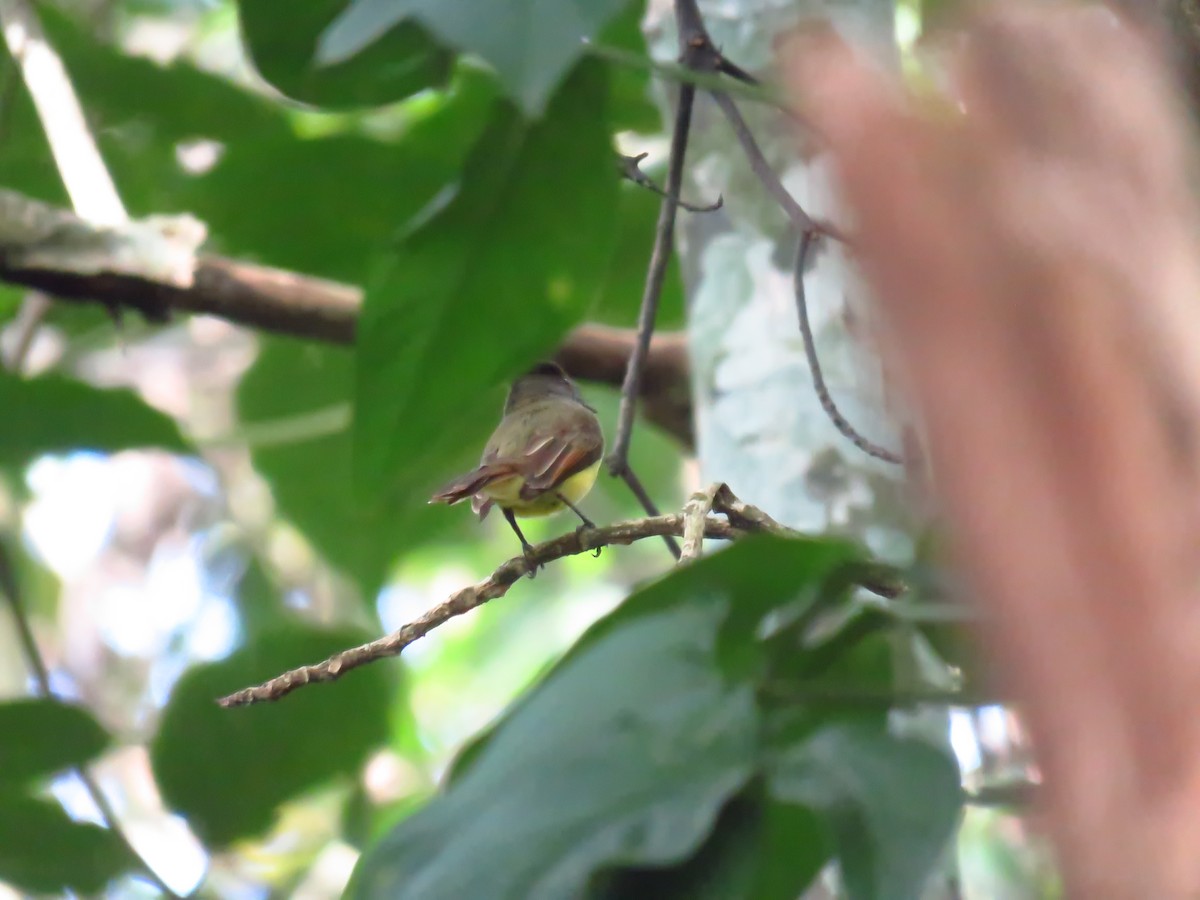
[517, 429, 603, 501]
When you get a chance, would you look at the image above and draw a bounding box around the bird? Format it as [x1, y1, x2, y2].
[428, 362, 604, 569]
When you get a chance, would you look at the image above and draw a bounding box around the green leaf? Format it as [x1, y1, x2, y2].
[598, 0, 661, 135]
[767, 721, 962, 900]
[0, 700, 110, 787]
[444, 534, 861, 785]
[5, 11, 495, 286]
[568, 534, 862, 675]
[349, 603, 758, 899]
[238, 338, 469, 595]
[0, 372, 188, 470]
[353, 60, 619, 503]
[238, 0, 453, 109]
[591, 183, 685, 329]
[320, 0, 634, 114]
[594, 796, 827, 900]
[0, 792, 132, 894]
[150, 624, 396, 847]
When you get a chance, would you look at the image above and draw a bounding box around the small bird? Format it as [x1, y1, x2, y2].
[429, 362, 604, 567]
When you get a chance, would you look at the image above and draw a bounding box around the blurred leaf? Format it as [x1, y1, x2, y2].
[150, 624, 396, 847]
[592, 797, 765, 900]
[591, 183, 685, 329]
[0, 372, 187, 471]
[767, 721, 962, 900]
[238, 339, 439, 595]
[349, 603, 758, 899]
[238, 0, 453, 108]
[594, 795, 827, 900]
[598, 0, 660, 134]
[320, 0, 634, 114]
[0, 792, 132, 894]
[0, 699, 110, 787]
[353, 61, 619, 502]
[3, 11, 495, 285]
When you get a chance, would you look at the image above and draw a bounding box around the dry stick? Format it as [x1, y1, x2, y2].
[219, 512, 744, 707]
[680, 483, 721, 561]
[617, 152, 722, 213]
[219, 484, 910, 708]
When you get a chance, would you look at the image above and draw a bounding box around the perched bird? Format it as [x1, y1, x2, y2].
[429, 362, 604, 566]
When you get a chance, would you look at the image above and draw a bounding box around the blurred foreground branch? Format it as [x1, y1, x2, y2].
[217, 484, 899, 707]
[788, 3, 1200, 895]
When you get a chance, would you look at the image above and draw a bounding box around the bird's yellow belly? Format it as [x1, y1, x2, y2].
[482, 460, 601, 518]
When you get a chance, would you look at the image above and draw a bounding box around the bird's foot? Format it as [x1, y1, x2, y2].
[522, 544, 541, 578]
[575, 522, 602, 558]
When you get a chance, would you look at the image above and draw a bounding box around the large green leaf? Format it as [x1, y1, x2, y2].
[150, 624, 397, 847]
[319, 0, 634, 114]
[237, 338, 474, 595]
[0, 793, 133, 894]
[238, 0, 453, 109]
[0, 699, 110, 787]
[591, 182, 686, 329]
[348, 603, 758, 899]
[0, 372, 188, 470]
[594, 796, 828, 900]
[352, 61, 619, 503]
[767, 721, 962, 900]
[432, 536, 964, 898]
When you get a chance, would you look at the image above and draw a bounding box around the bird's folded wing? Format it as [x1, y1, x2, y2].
[518, 432, 603, 500]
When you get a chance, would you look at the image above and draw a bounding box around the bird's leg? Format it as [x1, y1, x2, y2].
[557, 493, 602, 558]
[502, 507, 540, 577]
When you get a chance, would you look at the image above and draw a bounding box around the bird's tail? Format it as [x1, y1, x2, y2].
[428, 463, 517, 513]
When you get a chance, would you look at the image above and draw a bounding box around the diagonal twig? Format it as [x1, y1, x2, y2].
[220, 510, 742, 707]
[792, 232, 902, 463]
[607, 82, 696, 479]
[617, 152, 722, 212]
[690, 37, 895, 465]
[218, 484, 904, 707]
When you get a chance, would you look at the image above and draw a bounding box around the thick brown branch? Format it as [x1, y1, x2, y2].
[3, 254, 361, 343]
[0, 213, 694, 445]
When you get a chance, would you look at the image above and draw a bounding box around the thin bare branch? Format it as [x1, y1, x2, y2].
[219, 509, 737, 707]
[617, 152, 722, 212]
[792, 233, 902, 463]
[218, 482, 915, 708]
[618, 465, 682, 558]
[709, 90, 817, 231]
[607, 79, 696, 477]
